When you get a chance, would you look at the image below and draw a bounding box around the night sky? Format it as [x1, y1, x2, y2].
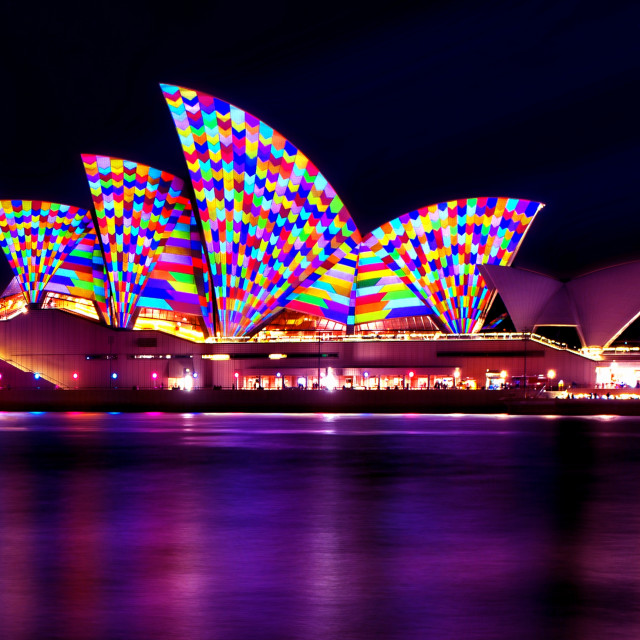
[0, 1, 638, 290]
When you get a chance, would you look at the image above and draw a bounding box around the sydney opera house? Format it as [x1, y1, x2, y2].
[0, 85, 636, 395]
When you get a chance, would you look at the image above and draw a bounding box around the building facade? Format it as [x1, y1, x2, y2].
[0, 85, 628, 393]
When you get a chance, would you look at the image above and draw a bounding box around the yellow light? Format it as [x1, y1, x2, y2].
[547, 369, 556, 379]
[204, 354, 230, 361]
[269, 354, 287, 360]
[500, 370, 507, 379]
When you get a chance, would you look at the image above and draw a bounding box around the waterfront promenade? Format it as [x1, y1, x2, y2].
[1, 388, 640, 415]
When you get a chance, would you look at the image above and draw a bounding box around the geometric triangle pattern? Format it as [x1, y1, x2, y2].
[362, 197, 543, 333]
[161, 84, 361, 336]
[0, 200, 93, 304]
[82, 154, 187, 328]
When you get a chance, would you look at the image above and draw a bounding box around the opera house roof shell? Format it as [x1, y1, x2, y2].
[481, 263, 640, 348]
[0, 85, 544, 339]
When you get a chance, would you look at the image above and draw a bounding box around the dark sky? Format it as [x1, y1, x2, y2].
[0, 1, 638, 289]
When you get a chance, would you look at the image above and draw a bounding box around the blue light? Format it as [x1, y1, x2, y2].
[112, 372, 118, 379]
[34, 372, 40, 380]
[193, 372, 198, 378]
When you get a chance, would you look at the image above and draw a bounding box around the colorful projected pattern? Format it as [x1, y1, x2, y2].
[198, 244, 216, 336]
[162, 84, 361, 336]
[355, 244, 434, 325]
[45, 231, 114, 325]
[286, 242, 360, 325]
[83, 155, 187, 328]
[358, 198, 542, 333]
[138, 205, 203, 317]
[92, 236, 112, 325]
[45, 231, 98, 300]
[0, 200, 93, 304]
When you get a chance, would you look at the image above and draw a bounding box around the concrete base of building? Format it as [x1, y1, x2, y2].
[1, 388, 640, 415]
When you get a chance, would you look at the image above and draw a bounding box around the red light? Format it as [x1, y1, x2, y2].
[234, 372, 239, 378]
[152, 372, 158, 379]
[409, 371, 414, 378]
[72, 372, 78, 380]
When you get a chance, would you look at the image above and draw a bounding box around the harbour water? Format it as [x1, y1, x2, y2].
[1, 412, 639, 639]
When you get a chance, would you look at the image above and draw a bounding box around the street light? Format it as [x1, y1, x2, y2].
[547, 369, 556, 391]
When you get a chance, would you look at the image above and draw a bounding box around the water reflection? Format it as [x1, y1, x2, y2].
[0, 413, 639, 639]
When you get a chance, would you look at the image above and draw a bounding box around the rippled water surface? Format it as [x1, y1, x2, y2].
[1, 412, 640, 640]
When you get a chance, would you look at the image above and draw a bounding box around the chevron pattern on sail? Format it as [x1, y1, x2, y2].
[137, 203, 205, 317]
[162, 84, 361, 336]
[285, 240, 360, 325]
[82, 154, 187, 328]
[0, 200, 93, 304]
[361, 198, 543, 333]
[354, 242, 435, 325]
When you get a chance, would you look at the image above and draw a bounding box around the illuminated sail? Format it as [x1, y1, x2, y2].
[43, 229, 113, 324]
[83, 155, 187, 328]
[286, 243, 360, 325]
[162, 84, 361, 336]
[354, 243, 434, 325]
[0, 200, 93, 304]
[43, 231, 97, 300]
[359, 198, 543, 333]
[138, 204, 207, 319]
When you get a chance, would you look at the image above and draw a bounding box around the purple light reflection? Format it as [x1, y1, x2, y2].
[0, 413, 638, 639]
